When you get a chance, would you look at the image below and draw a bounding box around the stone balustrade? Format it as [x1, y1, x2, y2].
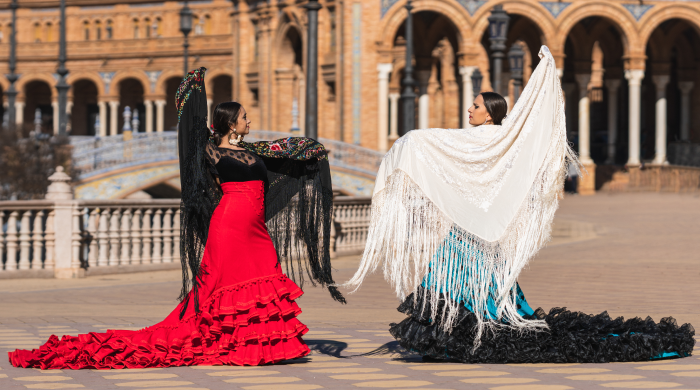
[0, 197, 373, 278]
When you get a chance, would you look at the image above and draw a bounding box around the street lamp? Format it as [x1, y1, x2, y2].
[400, 0, 416, 135]
[471, 68, 483, 99]
[5, 0, 18, 130]
[508, 43, 525, 103]
[487, 5, 510, 96]
[304, 0, 322, 140]
[180, 1, 193, 76]
[56, 0, 69, 136]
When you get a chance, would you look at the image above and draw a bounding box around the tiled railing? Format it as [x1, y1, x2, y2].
[0, 197, 373, 277]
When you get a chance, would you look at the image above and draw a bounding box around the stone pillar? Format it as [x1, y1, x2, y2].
[417, 70, 431, 130]
[652, 75, 670, 165]
[155, 100, 166, 132]
[15, 101, 25, 126]
[678, 81, 694, 142]
[98, 100, 107, 137]
[52, 101, 59, 134]
[625, 69, 645, 166]
[389, 92, 400, 141]
[605, 79, 620, 164]
[575, 73, 595, 195]
[144, 99, 153, 133]
[377, 63, 393, 152]
[459, 66, 477, 128]
[207, 99, 213, 127]
[109, 101, 119, 136]
[46, 166, 83, 279]
[562, 83, 576, 139]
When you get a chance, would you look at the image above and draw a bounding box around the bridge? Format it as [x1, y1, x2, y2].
[70, 132, 382, 199]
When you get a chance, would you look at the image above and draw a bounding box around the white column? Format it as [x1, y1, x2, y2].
[678, 81, 694, 141]
[417, 70, 431, 130]
[377, 63, 393, 152]
[155, 100, 166, 132]
[625, 69, 645, 166]
[15, 101, 25, 126]
[652, 75, 670, 165]
[562, 83, 576, 139]
[144, 100, 154, 133]
[389, 92, 400, 141]
[98, 101, 107, 137]
[52, 101, 59, 134]
[109, 101, 119, 136]
[575, 74, 593, 165]
[207, 99, 213, 127]
[605, 79, 621, 164]
[459, 66, 477, 128]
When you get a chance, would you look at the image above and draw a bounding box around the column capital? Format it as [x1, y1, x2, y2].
[459, 66, 478, 77]
[624, 69, 645, 86]
[678, 81, 694, 94]
[377, 63, 393, 78]
[652, 74, 670, 93]
[574, 74, 591, 98]
[605, 79, 621, 91]
[389, 92, 401, 100]
[108, 101, 120, 107]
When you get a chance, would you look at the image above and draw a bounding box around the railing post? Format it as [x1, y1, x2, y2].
[53, 200, 84, 278]
[97, 208, 110, 267]
[32, 211, 45, 270]
[120, 208, 132, 265]
[44, 211, 55, 270]
[5, 211, 19, 271]
[142, 209, 153, 264]
[87, 209, 98, 268]
[152, 209, 163, 263]
[173, 209, 181, 263]
[109, 209, 121, 266]
[162, 208, 173, 263]
[131, 209, 142, 264]
[18, 211, 32, 270]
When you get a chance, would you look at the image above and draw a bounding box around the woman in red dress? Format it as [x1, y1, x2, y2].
[9, 68, 344, 369]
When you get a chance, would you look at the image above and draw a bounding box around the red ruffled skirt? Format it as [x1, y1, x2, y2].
[8, 181, 310, 369]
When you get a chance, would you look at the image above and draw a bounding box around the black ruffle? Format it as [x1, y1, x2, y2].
[389, 287, 696, 363]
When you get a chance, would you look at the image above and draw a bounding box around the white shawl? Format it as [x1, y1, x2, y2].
[344, 46, 579, 343]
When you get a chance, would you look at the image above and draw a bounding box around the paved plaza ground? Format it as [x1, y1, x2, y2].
[0, 192, 698, 390]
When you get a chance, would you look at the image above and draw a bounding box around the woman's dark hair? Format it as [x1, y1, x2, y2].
[211, 102, 242, 145]
[480, 92, 508, 125]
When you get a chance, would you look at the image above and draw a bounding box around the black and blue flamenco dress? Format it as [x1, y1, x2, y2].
[389, 229, 696, 363]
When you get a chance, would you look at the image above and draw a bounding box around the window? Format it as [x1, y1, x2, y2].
[153, 17, 162, 38]
[106, 20, 113, 39]
[83, 21, 90, 40]
[144, 18, 151, 38]
[133, 19, 140, 39]
[34, 22, 42, 42]
[95, 20, 102, 40]
[204, 15, 212, 35]
[194, 14, 203, 35]
[45, 22, 54, 42]
[330, 9, 336, 52]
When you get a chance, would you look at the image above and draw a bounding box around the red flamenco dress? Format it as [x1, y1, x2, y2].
[9, 67, 344, 369]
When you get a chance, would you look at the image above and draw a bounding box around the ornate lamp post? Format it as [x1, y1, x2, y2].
[487, 5, 510, 96]
[400, 0, 416, 135]
[56, 0, 69, 136]
[180, 1, 193, 76]
[471, 68, 483, 99]
[304, 0, 322, 140]
[508, 43, 525, 104]
[5, 0, 19, 130]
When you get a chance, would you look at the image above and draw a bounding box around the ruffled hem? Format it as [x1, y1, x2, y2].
[9, 274, 310, 369]
[390, 288, 696, 363]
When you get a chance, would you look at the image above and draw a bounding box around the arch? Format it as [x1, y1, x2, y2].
[470, 1, 557, 50]
[154, 69, 185, 96]
[71, 79, 99, 136]
[204, 69, 234, 95]
[110, 70, 150, 97]
[639, 5, 700, 48]
[379, 0, 471, 52]
[554, 2, 639, 57]
[275, 22, 303, 69]
[67, 72, 106, 96]
[16, 74, 58, 100]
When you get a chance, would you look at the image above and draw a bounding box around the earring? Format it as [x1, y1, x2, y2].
[228, 129, 243, 146]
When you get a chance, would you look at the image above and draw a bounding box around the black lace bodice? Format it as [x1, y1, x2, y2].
[205, 143, 268, 184]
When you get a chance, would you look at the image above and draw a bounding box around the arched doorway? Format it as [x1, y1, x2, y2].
[118, 78, 145, 133]
[392, 11, 462, 135]
[211, 75, 233, 111]
[562, 17, 627, 165]
[23, 80, 53, 134]
[71, 79, 99, 136]
[164, 77, 182, 132]
[275, 23, 304, 133]
[644, 19, 700, 165]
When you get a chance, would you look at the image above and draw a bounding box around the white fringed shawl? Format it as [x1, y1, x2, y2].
[344, 46, 579, 344]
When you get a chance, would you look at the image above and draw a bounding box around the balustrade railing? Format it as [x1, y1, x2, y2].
[668, 143, 700, 168]
[0, 197, 373, 277]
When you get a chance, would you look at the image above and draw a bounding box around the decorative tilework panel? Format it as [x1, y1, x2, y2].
[540, 2, 572, 18]
[622, 4, 654, 21]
